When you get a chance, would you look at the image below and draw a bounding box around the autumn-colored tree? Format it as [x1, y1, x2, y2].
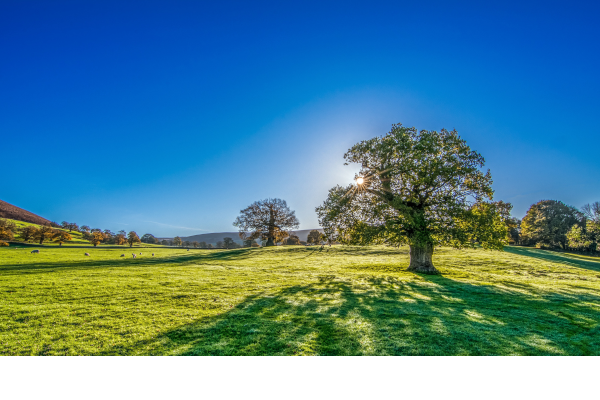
[0, 240, 8, 247]
[192, 241, 199, 248]
[223, 237, 235, 249]
[32, 225, 55, 245]
[89, 231, 104, 247]
[114, 233, 127, 245]
[316, 124, 507, 274]
[127, 231, 141, 247]
[233, 198, 300, 247]
[54, 231, 72, 246]
[69, 223, 79, 232]
[0, 218, 17, 240]
[18, 225, 38, 242]
[243, 238, 255, 247]
[173, 236, 182, 247]
[307, 230, 322, 245]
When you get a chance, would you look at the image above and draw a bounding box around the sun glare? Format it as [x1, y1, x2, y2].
[356, 177, 364, 185]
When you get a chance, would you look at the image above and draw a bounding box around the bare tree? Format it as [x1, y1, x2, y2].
[233, 198, 299, 246]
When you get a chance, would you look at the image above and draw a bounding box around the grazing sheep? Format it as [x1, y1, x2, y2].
[132, 254, 136, 258]
[152, 253, 155, 256]
[139, 253, 142, 255]
[120, 254, 125, 257]
[84, 253, 90, 256]
[31, 249, 40, 254]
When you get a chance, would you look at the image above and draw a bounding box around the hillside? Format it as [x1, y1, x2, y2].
[179, 229, 324, 245]
[0, 199, 52, 226]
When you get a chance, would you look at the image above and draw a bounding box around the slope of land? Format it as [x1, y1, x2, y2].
[179, 229, 324, 245]
[0, 199, 51, 226]
[1, 245, 599, 355]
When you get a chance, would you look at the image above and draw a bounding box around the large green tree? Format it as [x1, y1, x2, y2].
[520, 200, 583, 249]
[316, 124, 508, 274]
[233, 198, 299, 246]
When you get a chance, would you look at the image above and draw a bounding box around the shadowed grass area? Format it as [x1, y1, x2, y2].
[1, 245, 599, 355]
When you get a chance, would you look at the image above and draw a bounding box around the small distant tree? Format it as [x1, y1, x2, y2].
[307, 230, 322, 245]
[161, 239, 169, 246]
[141, 233, 158, 244]
[173, 236, 182, 247]
[89, 231, 104, 247]
[80, 225, 91, 233]
[18, 225, 38, 242]
[68, 223, 79, 232]
[582, 202, 600, 223]
[199, 241, 207, 248]
[33, 225, 55, 244]
[0, 218, 17, 241]
[223, 237, 235, 249]
[216, 240, 224, 248]
[283, 234, 301, 245]
[127, 231, 141, 247]
[61, 221, 69, 229]
[91, 228, 102, 233]
[243, 238, 255, 247]
[233, 198, 300, 246]
[207, 243, 214, 249]
[114, 233, 127, 245]
[192, 241, 199, 248]
[54, 231, 72, 246]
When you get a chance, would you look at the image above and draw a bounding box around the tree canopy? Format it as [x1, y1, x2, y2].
[127, 231, 141, 247]
[316, 123, 507, 274]
[233, 198, 299, 246]
[521, 200, 583, 249]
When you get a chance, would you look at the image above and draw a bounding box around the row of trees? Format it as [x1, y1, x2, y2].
[0, 220, 73, 245]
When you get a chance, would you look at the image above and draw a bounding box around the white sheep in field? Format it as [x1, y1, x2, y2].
[84, 253, 90, 256]
[31, 249, 40, 254]
[132, 254, 136, 258]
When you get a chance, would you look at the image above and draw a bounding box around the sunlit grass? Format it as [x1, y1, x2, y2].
[1, 245, 599, 355]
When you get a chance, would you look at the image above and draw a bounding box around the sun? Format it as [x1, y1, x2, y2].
[356, 177, 364, 185]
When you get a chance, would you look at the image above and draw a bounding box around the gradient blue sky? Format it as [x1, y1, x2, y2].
[2, 0, 599, 237]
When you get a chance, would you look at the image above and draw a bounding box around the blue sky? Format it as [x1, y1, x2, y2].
[1, 0, 599, 237]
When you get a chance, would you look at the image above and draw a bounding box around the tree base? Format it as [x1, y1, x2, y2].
[407, 243, 440, 275]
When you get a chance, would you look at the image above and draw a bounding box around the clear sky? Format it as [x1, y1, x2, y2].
[1, 0, 599, 237]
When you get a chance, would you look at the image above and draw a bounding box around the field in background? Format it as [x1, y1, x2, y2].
[1, 245, 599, 355]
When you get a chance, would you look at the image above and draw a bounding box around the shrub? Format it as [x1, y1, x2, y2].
[0, 240, 9, 247]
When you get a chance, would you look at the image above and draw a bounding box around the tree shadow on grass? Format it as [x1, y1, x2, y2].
[0, 248, 257, 275]
[505, 246, 600, 272]
[122, 274, 600, 356]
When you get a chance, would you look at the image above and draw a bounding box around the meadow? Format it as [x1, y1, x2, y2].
[1, 245, 599, 355]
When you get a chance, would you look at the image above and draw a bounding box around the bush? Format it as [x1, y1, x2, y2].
[0, 240, 8, 247]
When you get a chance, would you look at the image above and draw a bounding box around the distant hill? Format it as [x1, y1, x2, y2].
[0, 199, 52, 226]
[175, 229, 324, 245]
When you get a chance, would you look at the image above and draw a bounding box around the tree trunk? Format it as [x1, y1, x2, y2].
[265, 236, 275, 246]
[407, 243, 439, 274]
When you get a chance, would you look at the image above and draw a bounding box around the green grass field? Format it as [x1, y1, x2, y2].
[1, 245, 599, 355]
